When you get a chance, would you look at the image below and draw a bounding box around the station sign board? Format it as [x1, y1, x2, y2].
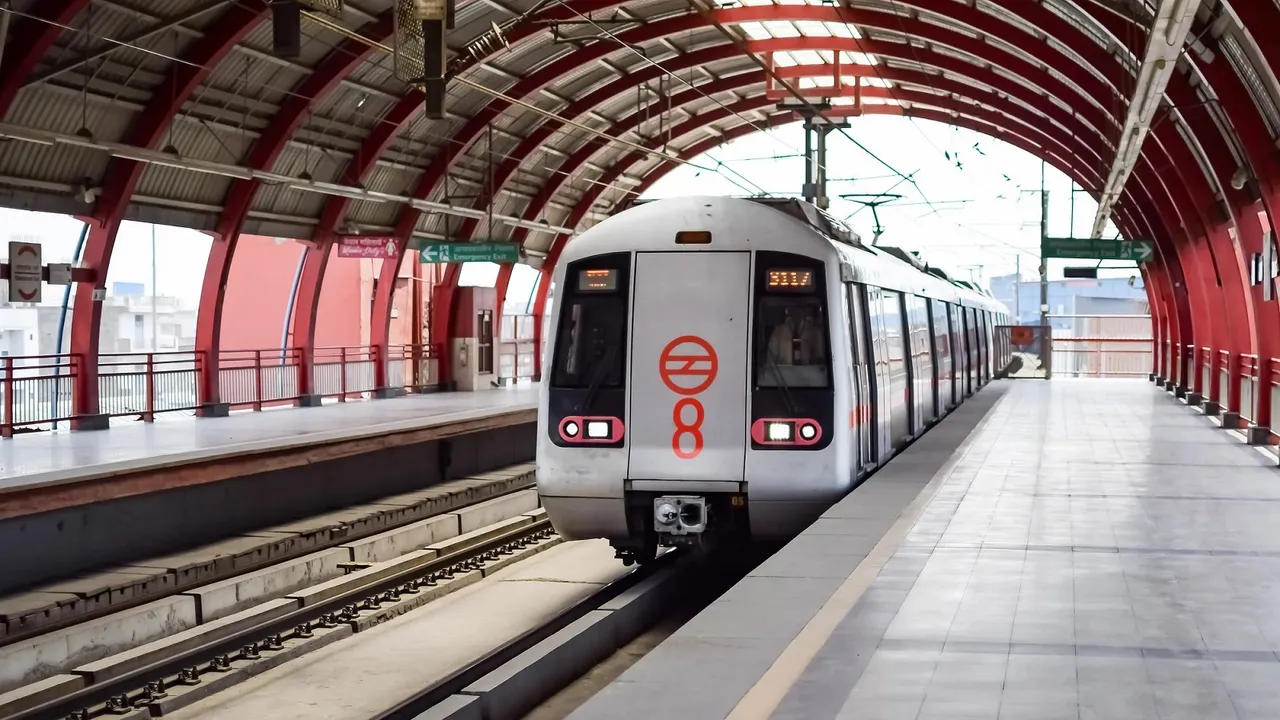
[1043, 236, 1154, 263]
[337, 236, 398, 259]
[419, 242, 520, 264]
[8, 241, 42, 303]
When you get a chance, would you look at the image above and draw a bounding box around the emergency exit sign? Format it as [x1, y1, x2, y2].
[1042, 236, 1153, 263]
[418, 243, 520, 264]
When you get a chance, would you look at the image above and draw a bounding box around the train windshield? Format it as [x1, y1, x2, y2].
[755, 297, 829, 388]
[550, 298, 626, 389]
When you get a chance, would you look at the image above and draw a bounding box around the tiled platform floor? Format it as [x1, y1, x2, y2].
[572, 379, 1280, 720]
[0, 384, 538, 492]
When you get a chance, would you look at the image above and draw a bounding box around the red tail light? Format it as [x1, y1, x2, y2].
[750, 418, 822, 447]
[558, 415, 625, 443]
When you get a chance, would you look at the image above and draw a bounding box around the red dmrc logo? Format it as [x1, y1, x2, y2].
[659, 336, 719, 459]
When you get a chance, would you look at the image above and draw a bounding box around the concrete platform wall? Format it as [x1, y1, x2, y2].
[0, 422, 535, 594]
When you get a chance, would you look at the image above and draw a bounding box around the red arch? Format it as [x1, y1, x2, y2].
[7, 0, 1277, 411]
[67, 1, 269, 422]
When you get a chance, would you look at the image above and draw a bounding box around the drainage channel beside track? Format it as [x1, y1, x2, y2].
[7, 514, 561, 720]
[388, 543, 778, 720]
[0, 464, 544, 720]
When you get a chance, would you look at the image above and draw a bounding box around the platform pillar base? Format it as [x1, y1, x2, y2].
[1222, 411, 1243, 429]
[297, 394, 324, 407]
[1150, 373, 1158, 382]
[1186, 392, 1203, 406]
[70, 414, 110, 431]
[1163, 380, 1176, 392]
[198, 403, 230, 418]
[1175, 386, 1188, 399]
[1247, 425, 1272, 445]
[1203, 401, 1221, 416]
[374, 387, 406, 399]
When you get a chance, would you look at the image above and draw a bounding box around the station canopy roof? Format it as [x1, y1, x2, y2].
[0, 0, 1276, 263]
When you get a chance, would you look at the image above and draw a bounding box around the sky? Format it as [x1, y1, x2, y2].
[642, 115, 1131, 285]
[0, 114, 1136, 311]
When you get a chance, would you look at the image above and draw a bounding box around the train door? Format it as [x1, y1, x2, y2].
[967, 307, 980, 391]
[905, 296, 923, 435]
[975, 311, 986, 386]
[867, 287, 893, 461]
[627, 251, 751, 482]
[881, 290, 910, 449]
[911, 296, 932, 430]
[927, 298, 944, 416]
[896, 294, 916, 436]
[847, 285, 875, 473]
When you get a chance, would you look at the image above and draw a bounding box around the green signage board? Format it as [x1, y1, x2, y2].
[1042, 237, 1153, 263]
[418, 242, 521, 264]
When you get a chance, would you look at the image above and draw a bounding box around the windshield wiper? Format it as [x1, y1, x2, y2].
[575, 340, 619, 414]
[764, 347, 799, 417]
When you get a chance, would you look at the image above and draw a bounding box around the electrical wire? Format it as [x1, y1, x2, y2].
[302, 10, 767, 197]
[5, 3, 761, 201]
[553, 4, 817, 187]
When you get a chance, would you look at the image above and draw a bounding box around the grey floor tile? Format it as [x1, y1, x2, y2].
[576, 382, 1280, 719]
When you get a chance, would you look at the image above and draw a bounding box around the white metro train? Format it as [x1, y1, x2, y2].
[536, 195, 1010, 564]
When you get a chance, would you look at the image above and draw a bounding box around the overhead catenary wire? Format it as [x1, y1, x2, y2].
[553, 1, 817, 192]
[2, 3, 752, 205]
[302, 9, 768, 198]
[676, 0, 943, 215]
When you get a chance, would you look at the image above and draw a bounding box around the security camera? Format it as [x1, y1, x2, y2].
[76, 181, 100, 205]
[1231, 167, 1249, 191]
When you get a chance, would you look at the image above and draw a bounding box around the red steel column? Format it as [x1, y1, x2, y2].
[68, 3, 266, 425]
[196, 22, 391, 410]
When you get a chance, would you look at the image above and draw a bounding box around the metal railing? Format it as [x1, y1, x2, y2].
[497, 313, 539, 385]
[0, 343, 444, 436]
[1049, 314, 1153, 378]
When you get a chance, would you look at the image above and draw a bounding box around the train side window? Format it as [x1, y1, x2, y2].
[756, 296, 829, 388]
[550, 296, 626, 389]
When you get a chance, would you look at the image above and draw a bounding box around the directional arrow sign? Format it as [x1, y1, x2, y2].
[419, 242, 521, 264]
[1043, 237, 1153, 263]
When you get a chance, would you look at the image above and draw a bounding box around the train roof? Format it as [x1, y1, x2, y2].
[609, 196, 1007, 315]
[626, 196, 861, 247]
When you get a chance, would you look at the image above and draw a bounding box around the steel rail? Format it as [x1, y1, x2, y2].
[19, 520, 558, 720]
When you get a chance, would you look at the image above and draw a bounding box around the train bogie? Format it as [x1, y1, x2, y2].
[536, 196, 1009, 562]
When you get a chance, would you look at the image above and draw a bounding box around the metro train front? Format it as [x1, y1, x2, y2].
[536, 195, 854, 564]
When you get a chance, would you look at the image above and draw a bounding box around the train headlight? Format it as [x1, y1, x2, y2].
[563, 421, 579, 438]
[586, 420, 609, 438]
[655, 502, 678, 526]
[766, 422, 792, 441]
[799, 423, 817, 440]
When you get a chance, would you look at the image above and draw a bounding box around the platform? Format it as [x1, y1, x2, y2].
[0, 384, 539, 515]
[572, 379, 1280, 720]
[0, 385, 539, 605]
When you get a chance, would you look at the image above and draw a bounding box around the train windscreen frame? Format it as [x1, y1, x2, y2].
[547, 252, 631, 448]
[750, 251, 834, 451]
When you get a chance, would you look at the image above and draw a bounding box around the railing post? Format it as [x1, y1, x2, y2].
[411, 344, 422, 392]
[254, 349, 264, 412]
[2, 357, 13, 438]
[143, 353, 155, 422]
[338, 347, 347, 402]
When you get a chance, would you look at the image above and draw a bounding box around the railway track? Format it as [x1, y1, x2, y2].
[378, 541, 777, 720]
[1, 464, 535, 652]
[11, 517, 560, 720]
